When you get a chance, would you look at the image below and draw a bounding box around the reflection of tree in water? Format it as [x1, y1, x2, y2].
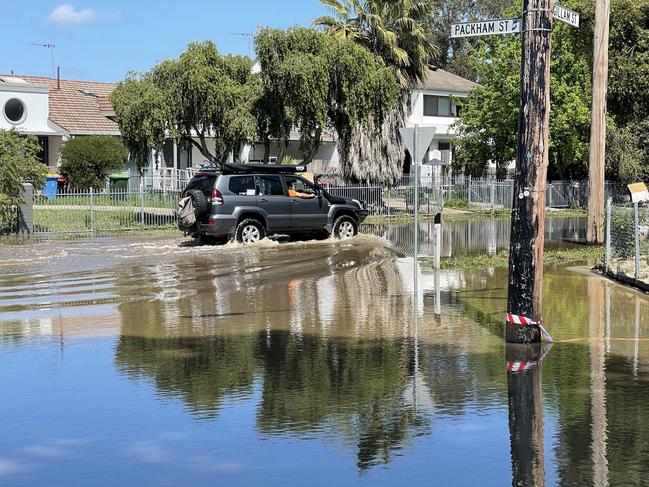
[256, 332, 429, 471]
[115, 333, 258, 420]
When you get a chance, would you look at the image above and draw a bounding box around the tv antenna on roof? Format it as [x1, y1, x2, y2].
[32, 42, 56, 78]
[228, 33, 254, 58]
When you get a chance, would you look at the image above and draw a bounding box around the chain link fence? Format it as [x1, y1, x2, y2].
[605, 198, 649, 289]
[31, 188, 179, 237]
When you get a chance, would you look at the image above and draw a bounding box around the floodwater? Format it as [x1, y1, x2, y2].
[0, 218, 647, 486]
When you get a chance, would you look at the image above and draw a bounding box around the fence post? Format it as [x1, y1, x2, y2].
[490, 179, 496, 210]
[634, 202, 641, 280]
[468, 175, 472, 205]
[140, 185, 145, 227]
[548, 183, 553, 208]
[89, 186, 95, 236]
[605, 197, 612, 274]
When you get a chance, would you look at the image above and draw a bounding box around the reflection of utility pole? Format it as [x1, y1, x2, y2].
[32, 42, 56, 78]
[506, 0, 553, 343]
[588, 277, 609, 487]
[507, 343, 546, 487]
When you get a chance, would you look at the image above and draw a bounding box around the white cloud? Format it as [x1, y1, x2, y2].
[48, 4, 97, 24]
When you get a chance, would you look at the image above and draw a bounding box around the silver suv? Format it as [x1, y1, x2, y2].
[179, 164, 368, 244]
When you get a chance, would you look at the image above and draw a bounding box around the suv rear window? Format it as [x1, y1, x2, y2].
[185, 175, 215, 195]
[229, 176, 256, 195]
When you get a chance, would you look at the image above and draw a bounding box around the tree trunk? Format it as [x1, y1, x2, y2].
[302, 126, 322, 165]
[263, 137, 271, 163]
[587, 0, 611, 245]
[506, 0, 553, 343]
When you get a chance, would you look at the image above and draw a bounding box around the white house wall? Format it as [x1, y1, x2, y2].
[0, 83, 61, 135]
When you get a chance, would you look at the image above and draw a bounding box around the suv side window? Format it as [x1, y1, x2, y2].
[284, 177, 316, 196]
[229, 176, 256, 195]
[257, 175, 285, 196]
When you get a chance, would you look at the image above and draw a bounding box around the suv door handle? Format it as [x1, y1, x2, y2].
[290, 199, 299, 204]
[259, 198, 269, 203]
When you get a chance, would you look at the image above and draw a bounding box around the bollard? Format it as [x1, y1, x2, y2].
[507, 343, 545, 487]
[17, 183, 34, 235]
[434, 212, 442, 270]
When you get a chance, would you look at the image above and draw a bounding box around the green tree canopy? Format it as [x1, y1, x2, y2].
[112, 41, 259, 169]
[59, 136, 128, 189]
[0, 130, 47, 227]
[453, 5, 592, 179]
[255, 27, 400, 175]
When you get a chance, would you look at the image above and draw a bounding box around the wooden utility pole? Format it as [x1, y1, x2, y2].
[587, 0, 611, 244]
[506, 0, 553, 343]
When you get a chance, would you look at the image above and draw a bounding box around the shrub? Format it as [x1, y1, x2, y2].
[60, 136, 128, 189]
[0, 130, 47, 230]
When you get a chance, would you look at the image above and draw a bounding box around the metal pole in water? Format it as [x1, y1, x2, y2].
[89, 186, 95, 236]
[413, 125, 419, 323]
[634, 202, 640, 280]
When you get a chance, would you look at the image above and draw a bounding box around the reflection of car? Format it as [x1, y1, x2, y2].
[179, 164, 368, 244]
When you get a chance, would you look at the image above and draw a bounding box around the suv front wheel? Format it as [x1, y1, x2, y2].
[235, 218, 266, 245]
[333, 215, 358, 240]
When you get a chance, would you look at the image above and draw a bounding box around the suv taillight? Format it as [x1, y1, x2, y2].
[211, 188, 224, 206]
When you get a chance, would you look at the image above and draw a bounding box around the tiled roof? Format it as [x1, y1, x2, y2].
[418, 67, 479, 93]
[1, 74, 119, 134]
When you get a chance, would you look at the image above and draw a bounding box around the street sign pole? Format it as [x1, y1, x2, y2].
[506, 0, 553, 344]
[413, 125, 419, 323]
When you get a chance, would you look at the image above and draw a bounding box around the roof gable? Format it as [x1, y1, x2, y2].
[417, 67, 479, 93]
[1, 75, 119, 134]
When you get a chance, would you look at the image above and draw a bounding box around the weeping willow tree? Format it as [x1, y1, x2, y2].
[315, 0, 439, 183]
[255, 27, 400, 177]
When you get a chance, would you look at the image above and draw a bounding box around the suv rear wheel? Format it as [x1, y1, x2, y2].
[333, 215, 358, 240]
[235, 218, 266, 245]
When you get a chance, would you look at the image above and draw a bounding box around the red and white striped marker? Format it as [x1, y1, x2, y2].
[505, 313, 554, 343]
[507, 360, 538, 372]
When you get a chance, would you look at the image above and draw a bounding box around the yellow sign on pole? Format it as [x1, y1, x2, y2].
[628, 182, 649, 203]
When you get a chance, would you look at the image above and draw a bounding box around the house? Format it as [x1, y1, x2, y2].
[404, 66, 479, 176]
[1, 66, 478, 184]
[0, 74, 119, 171]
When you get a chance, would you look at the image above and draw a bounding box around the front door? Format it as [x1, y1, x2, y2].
[256, 175, 291, 231]
[283, 176, 328, 229]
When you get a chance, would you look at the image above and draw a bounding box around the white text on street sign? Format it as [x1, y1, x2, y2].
[451, 18, 521, 38]
[553, 5, 580, 28]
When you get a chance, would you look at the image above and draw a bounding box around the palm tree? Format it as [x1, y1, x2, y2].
[315, 0, 438, 87]
[315, 0, 439, 183]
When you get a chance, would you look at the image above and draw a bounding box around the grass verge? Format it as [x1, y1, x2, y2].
[426, 246, 604, 270]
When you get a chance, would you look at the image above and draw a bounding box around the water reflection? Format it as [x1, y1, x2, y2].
[4, 228, 649, 485]
[365, 216, 585, 257]
[507, 344, 547, 487]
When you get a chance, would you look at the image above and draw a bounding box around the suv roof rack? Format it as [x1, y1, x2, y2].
[222, 163, 307, 175]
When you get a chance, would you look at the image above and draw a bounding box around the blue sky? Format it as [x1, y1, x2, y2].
[1, 1, 327, 82]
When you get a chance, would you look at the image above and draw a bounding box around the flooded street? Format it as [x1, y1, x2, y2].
[1, 218, 648, 486]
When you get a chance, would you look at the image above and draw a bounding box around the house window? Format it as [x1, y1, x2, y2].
[4, 98, 26, 124]
[178, 141, 192, 169]
[438, 142, 451, 151]
[423, 95, 452, 117]
[36, 136, 49, 165]
[163, 140, 174, 168]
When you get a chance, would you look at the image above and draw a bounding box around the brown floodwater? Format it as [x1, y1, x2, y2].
[0, 221, 647, 486]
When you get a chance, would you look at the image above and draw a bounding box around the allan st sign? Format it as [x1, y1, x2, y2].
[451, 19, 521, 38]
[451, 4, 579, 39]
[553, 4, 580, 28]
